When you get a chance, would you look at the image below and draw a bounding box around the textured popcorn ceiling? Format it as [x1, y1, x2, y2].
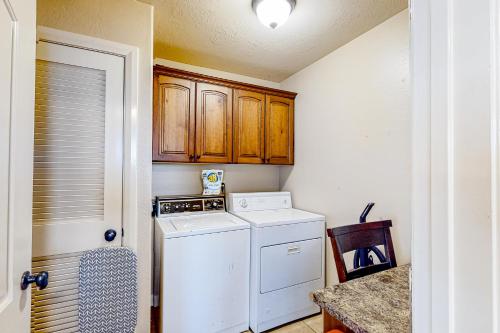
[141, 0, 408, 82]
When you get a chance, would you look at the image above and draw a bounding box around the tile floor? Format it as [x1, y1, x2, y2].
[243, 314, 323, 333]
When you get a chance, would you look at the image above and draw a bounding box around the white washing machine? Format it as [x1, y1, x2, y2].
[228, 192, 325, 333]
[155, 194, 250, 333]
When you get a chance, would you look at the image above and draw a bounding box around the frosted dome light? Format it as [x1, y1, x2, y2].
[252, 0, 296, 29]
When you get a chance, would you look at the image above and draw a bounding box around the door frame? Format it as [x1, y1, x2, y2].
[411, 0, 500, 331]
[36, 25, 148, 323]
[410, 0, 457, 330]
[0, 0, 36, 331]
[410, 0, 436, 330]
[37, 25, 140, 253]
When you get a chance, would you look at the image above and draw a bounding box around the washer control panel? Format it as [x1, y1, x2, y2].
[156, 195, 225, 217]
[204, 198, 224, 211]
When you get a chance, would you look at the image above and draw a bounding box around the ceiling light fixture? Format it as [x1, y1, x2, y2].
[252, 0, 296, 29]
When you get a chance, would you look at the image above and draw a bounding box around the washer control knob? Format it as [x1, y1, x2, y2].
[239, 199, 248, 208]
[174, 204, 185, 212]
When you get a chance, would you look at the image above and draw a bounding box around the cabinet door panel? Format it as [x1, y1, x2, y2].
[196, 83, 233, 163]
[233, 90, 265, 164]
[265, 95, 294, 164]
[153, 75, 195, 162]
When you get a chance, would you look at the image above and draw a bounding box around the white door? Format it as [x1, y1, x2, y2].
[0, 0, 36, 332]
[30, 41, 124, 331]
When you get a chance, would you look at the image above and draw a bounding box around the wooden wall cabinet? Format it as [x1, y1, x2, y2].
[153, 75, 195, 162]
[265, 95, 294, 164]
[196, 83, 233, 163]
[233, 90, 266, 164]
[153, 66, 296, 165]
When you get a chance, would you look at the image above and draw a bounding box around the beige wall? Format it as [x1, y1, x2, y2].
[279, 10, 410, 285]
[152, 164, 279, 196]
[37, 1, 153, 332]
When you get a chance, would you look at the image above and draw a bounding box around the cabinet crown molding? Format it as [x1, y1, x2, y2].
[154, 65, 297, 99]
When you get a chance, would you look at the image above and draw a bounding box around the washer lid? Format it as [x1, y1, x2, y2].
[156, 212, 249, 238]
[230, 208, 325, 227]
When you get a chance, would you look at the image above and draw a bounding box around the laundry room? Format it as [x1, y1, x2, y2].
[147, 1, 411, 331]
[21, 0, 411, 333]
[4, 0, 499, 331]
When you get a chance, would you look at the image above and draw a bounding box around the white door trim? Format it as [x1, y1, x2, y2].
[36, 26, 154, 332]
[36, 26, 141, 254]
[0, 0, 36, 330]
[410, 0, 433, 328]
[410, 0, 455, 331]
[411, 0, 500, 331]
[491, 0, 500, 330]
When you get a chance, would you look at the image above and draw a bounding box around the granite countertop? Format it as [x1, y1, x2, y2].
[313, 264, 411, 333]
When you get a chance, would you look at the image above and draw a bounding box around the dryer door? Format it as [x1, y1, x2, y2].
[260, 238, 322, 293]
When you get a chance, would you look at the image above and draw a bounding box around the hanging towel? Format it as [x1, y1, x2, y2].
[79, 247, 137, 333]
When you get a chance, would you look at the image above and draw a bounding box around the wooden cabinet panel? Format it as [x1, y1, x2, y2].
[152, 66, 296, 165]
[153, 75, 195, 162]
[196, 83, 233, 163]
[265, 95, 294, 165]
[233, 90, 265, 164]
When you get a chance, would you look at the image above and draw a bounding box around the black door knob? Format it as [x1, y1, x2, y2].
[104, 229, 117, 242]
[21, 271, 49, 290]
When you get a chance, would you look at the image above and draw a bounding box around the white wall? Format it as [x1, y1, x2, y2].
[279, 10, 410, 285]
[37, 1, 153, 331]
[152, 59, 281, 197]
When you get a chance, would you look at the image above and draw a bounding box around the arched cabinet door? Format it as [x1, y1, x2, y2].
[195, 83, 233, 163]
[233, 90, 266, 164]
[153, 75, 196, 162]
[265, 95, 294, 165]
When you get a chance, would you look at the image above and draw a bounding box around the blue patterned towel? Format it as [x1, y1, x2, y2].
[79, 247, 137, 333]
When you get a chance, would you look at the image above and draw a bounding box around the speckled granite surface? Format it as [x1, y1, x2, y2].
[313, 265, 411, 333]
